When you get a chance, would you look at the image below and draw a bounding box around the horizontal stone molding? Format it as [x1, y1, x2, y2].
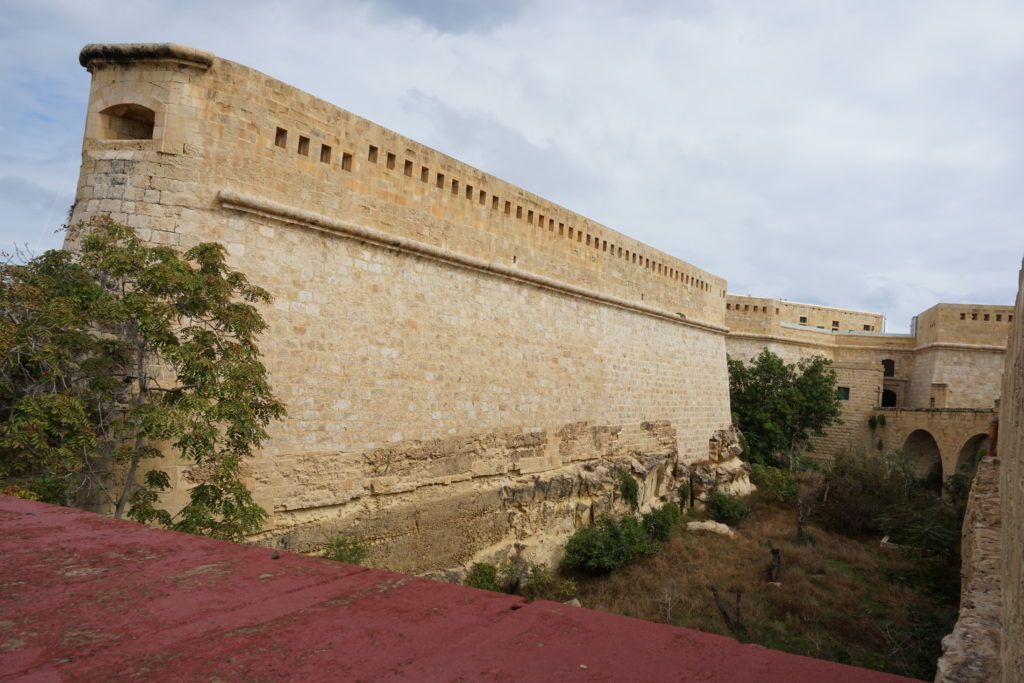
[874, 407, 997, 415]
[79, 43, 214, 70]
[728, 331, 1007, 355]
[217, 189, 729, 335]
[914, 342, 1007, 353]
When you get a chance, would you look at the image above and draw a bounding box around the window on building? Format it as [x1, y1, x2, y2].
[799, 316, 807, 324]
[837, 387, 850, 401]
[863, 324, 871, 331]
[881, 389, 897, 407]
[882, 359, 895, 377]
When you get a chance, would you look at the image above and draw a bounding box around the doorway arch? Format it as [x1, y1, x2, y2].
[902, 429, 942, 483]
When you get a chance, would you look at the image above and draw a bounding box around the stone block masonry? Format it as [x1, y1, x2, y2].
[70, 44, 736, 573]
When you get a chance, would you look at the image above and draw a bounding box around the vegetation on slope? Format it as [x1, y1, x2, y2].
[573, 463, 962, 681]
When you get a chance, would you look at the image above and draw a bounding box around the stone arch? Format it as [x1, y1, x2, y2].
[85, 87, 165, 144]
[99, 103, 155, 140]
[956, 433, 989, 477]
[881, 389, 897, 407]
[902, 429, 942, 481]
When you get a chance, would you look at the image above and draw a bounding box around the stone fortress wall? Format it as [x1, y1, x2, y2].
[70, 44, 739, 574]
[725, 294, 1012, 475]
[998, 260, 1024, 681]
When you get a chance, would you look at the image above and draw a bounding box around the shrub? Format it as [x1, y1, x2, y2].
[520, 563, 579, 602]
[677, 481, 691, 509]
[465, 562, 502, 592]
[750, 464, 798, 502]
[877, 414, 886, 427]
[706, 490, 750, 524]
[562, 515, 658, 574]
[642, 503, 681, 542]
[324, 535, 368, 565]
[868, 415, 878, 430]
[817, 450, 910, 537]
[618, 472, 639, 510]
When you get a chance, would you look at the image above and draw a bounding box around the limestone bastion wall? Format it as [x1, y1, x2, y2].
[999, 260, 1024, 680]
[69, 44, 739, 575]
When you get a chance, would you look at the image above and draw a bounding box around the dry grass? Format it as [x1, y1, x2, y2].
[572, 494, 955, 680]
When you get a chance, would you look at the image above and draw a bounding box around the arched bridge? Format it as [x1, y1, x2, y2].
[870, 408, 996, 481]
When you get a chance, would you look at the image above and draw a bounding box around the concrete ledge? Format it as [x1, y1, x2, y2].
[80, 43, 214, 70]
[0, 496, 914, 682]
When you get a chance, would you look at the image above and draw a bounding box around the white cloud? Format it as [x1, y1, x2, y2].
[0, 0, 1021, 331]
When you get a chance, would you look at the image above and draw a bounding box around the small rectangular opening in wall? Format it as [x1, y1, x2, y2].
[479, 190, 486, 205]
[602, 240, 607, 252]
[516, 206, 523, 219]
[320, 144, 332, 164]
[799, 316, 807, 324]
[436, 173, 445, 188]
[863, 324, 871, 330]
[492, 196, 499, 210]
[997, 314, 1003, 321]
[421, 166, 429, 182]
[837, 386, 850, 400]
[404, 160, 413, 177]
[960, 313, 966, 320]
[972, 313, 978, 320]
[527, 210, 534, 224]
[568, 227, 574, 239]
[577, 231, 582, 243]
[984, 313, 990, 321]
[832, 320, 839, 328]
[275, 127, 288, 148]
[298, 136, 310, 156]
[368, 145, 378, 162]
[586, 234, 591, 246]
[726, 303, 731, 310]
[549, 218, 555, 231]
[466, 184, 473, 199]
[558, 222, 564, 236]
[341, 152, 353, 171]
[452, 179, 460, 194]
[505, 201, 511, 215]
[386, 152, 396, 170]
[1010, 315, 1015, 322]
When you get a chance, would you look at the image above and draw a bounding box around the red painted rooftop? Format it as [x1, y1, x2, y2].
[0, 496, 916, 681]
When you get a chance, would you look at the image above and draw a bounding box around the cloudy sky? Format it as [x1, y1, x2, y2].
[1, 0, 1021, 332]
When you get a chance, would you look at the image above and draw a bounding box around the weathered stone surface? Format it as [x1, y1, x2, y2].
[935, 456, 1002, 682]
[999, 261, 1024, 681]
[257, 419, 751, 574]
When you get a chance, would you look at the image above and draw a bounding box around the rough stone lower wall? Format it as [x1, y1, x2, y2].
[1000, 261, 1024, 680]
[935, 456, 1002, 682]
[68, 44, 736, 574]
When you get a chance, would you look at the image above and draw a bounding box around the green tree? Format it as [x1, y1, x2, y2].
[728, 349, 842, 466]
[1, 217, 285, 540]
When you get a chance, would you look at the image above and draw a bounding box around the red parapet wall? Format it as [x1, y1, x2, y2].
[0, 495, 914, 682]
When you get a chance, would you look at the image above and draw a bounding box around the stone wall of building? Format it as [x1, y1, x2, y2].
[69, 44, 737, 573]
[1000, 261, 1024, 680]
[725, 293, 1008, 471]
